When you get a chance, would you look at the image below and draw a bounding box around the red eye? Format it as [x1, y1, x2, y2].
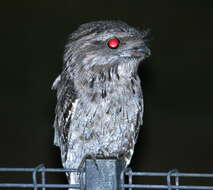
[107, 38, 120, 49]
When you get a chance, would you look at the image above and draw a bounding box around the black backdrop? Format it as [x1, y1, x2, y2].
[1, 0, 213, 184]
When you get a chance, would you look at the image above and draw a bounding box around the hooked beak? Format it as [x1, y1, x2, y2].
[131, 45, 151, 58]
[119, 43, 151, 60]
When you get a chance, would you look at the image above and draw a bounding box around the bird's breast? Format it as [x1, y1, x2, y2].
[68, 77, 143, 156]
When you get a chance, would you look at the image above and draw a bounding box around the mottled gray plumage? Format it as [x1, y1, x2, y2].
[52, 20, 150, 187]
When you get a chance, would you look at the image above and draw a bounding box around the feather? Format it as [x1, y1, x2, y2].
[52, 75, 61, 90]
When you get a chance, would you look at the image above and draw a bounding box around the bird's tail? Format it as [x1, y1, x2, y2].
[66, 172, 80, 190]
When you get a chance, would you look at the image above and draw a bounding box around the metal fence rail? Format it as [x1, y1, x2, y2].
[0, 159, 213, 189]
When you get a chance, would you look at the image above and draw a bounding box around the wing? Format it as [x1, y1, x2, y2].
[52, 75, 77, 147]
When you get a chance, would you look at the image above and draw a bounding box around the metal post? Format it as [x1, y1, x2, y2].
[85, 159, 125, 190]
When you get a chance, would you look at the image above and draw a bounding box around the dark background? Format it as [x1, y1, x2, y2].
[1, 0, 213, 185]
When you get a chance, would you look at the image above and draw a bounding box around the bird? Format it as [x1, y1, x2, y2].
[52, 20, 151, 188]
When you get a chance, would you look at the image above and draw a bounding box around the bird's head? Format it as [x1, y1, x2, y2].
[63, 21, 151, 77]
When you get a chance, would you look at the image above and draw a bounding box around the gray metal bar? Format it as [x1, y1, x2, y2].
[127, 168, 133, 190]
[0, 168, 79, 172]
[0, 160, 213, 189]
[0, 184, 80, 188]
[85, 159, 124, 190]
[0, 167, 212, 178]
[33, 164, 44, 190]
[1, 183, 213, 189]
[167, 169, 179, 190]
[122, 184, 213, 189]
[125, 171, 213, 177]
[41, 169, 46, 190]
